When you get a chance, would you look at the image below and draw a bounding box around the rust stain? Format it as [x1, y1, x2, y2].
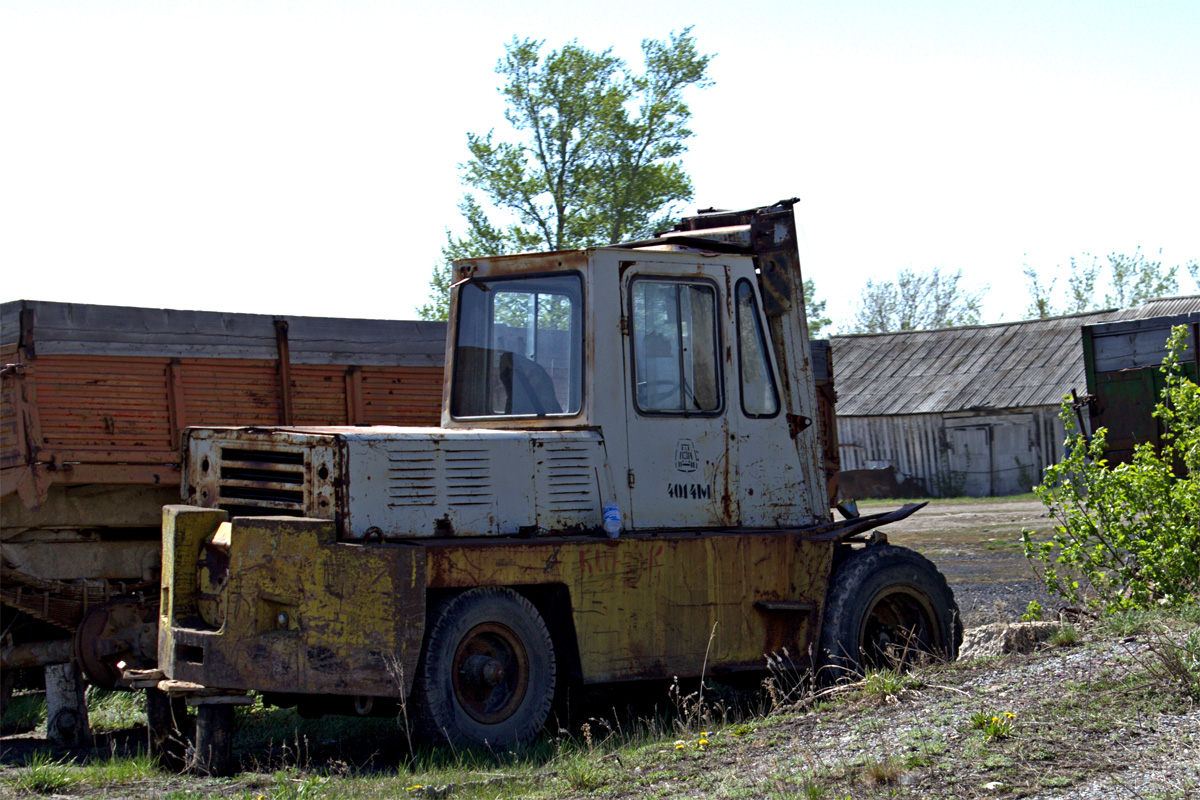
[422, 529, 834, 683]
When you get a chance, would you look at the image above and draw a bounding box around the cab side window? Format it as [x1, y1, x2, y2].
[735, 280, 779, 417]
[630, 279, 721, 414]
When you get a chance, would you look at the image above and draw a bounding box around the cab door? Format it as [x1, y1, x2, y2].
[621, 261, 738, 529]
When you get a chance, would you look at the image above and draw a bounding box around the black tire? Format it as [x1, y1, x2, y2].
[819, 544, 962, 683]
[411, 587, 556, 750]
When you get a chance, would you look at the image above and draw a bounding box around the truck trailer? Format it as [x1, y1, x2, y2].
[1, 302, 443, 733]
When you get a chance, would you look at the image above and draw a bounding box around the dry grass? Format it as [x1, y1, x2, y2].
[3, 613, 1199, 799]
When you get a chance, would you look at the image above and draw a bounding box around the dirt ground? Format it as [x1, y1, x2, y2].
[861, 496, 1059, 627]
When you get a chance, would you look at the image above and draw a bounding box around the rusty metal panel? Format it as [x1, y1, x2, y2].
[179, 358, 284, 426]
[34, 355, 173, 451]
[359, 365, 443, 426]
[290, 364, 352, 426]
[1, 362, 27, 471]
[425, 530, 834, 682]
[162, 508, 424, 698]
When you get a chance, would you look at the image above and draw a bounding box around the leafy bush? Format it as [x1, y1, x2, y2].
[1023, 326, 1199, 612]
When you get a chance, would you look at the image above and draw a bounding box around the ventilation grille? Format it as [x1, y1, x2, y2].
[445, 446, 491, 507]
[218, 447, 305, 517]
[387, 444, 437, 507]
[386, 443, 493, 507]
[542, 443, 596, 512]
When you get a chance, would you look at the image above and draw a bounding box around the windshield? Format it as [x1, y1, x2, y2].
[450, 274, 584, 418]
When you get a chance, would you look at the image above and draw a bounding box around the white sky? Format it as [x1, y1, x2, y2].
[3, 0, 1198, 329]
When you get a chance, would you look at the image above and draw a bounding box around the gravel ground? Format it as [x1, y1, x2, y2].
[869, 497, 1062, 627]
[699, 633, 1200, 799]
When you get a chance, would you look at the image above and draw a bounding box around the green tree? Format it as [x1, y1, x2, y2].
[804, 277, 831, 338]
[419, 31, 713, 321]
[845, 267, 986, 334]
[1022, 249, 1185, 319]
[1023, 327, 1199, 611]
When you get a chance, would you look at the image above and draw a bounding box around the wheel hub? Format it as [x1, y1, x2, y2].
[460, 654, 506, 687]
[451, 622, 530, 724]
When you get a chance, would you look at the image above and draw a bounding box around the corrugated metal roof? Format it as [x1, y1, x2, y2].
[830, 296, 1200, 416]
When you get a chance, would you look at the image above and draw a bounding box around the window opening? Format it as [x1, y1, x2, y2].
[735, 280, 780, 417]
[630, 279, 721, 414]
[451, 274, 582, 418]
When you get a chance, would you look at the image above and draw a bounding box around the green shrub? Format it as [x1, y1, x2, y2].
[1023, 326, 1199, 612]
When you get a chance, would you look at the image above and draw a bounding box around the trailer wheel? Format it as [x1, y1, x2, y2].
[819, 544, 962, 683]
[412, 587, 556, 749]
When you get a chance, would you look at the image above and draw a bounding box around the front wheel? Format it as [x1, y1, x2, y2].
[819, 544, 962, 682]
[411, 587, 556, 749]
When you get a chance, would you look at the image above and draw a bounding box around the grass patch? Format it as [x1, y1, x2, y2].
[1050, 624, 1081, 647]
[859, 668, 920, 700]
[860, 754, 903, 785]
[78, 754, 160, 786]
[1, 690, 46, 731]
[559, 754, 607, 791]
[86, 687, 146, 732]
[969, 709, 1016, 741]
[11, 751, 78, 794]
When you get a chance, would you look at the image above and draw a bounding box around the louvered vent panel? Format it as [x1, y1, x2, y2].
[217, 446, 306, 517]
[387, 443, 437, 506]
[445, 445, 491, 507]
[543, 442, 596, 512]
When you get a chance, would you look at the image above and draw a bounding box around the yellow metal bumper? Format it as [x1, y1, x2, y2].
[159, 505, 424, 698]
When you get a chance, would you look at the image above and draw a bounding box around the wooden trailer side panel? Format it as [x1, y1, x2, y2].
[1, 301, 446, 503]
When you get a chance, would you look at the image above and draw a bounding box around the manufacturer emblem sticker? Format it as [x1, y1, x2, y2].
[674, 439, 698, 473]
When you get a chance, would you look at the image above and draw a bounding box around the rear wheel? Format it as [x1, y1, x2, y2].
[819, 544, 961, 682]
[412, 587, 556, 749]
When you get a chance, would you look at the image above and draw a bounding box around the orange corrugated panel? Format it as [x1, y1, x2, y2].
[360, 366, 442, 425]
[292, 364, 349, 425]
[34, 355, 173, 449]
[178, 358, 283, 427]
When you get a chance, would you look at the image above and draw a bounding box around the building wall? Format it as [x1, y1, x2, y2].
[837, 406, 1067, 497]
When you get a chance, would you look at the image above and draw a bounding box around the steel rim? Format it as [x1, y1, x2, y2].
[858, 587, 938, 670]
[451, 622, 530, 724]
